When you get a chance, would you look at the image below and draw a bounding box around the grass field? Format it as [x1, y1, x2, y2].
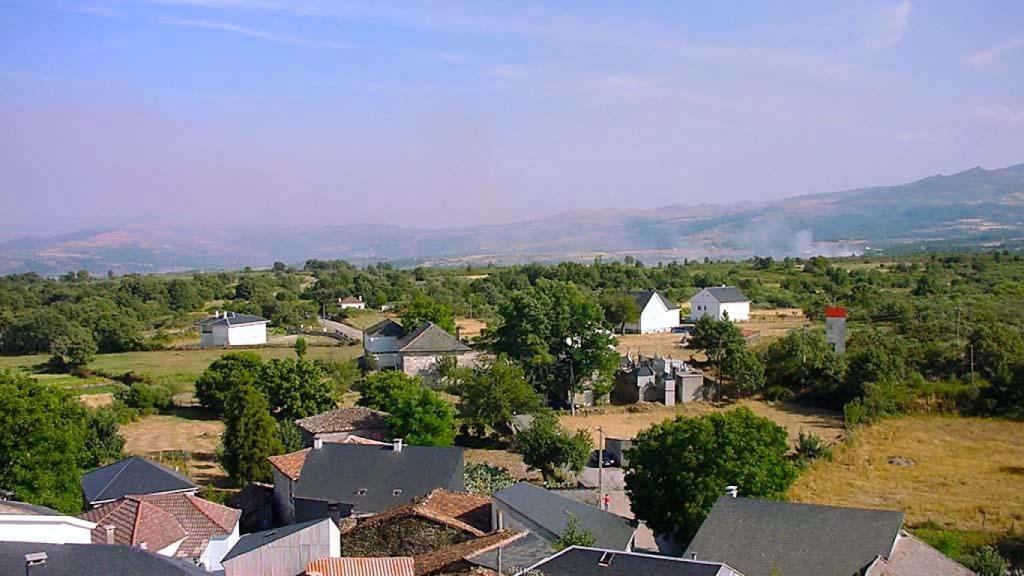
[560, 399, 845, 448]
[790, 416, 1024, 533]
[340, 310, 390, 330]
[121, 409, 227, 486]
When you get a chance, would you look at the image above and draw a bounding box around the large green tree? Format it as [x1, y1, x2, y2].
[762, 329, 846, 402]
[599, 293, 640, 333]
[513, 411, 591, 481]
[259, 358, 333, 421]
[401, 295, 457, 334]
[195, 352, 265, 415]
[358, 371, 456, 446]
[48, 323, 97, 370]
[490, 280, 619, 403]
[456, 357, 543, 436]
[220, 380, 284, 484]
[625, 407, 797, 540]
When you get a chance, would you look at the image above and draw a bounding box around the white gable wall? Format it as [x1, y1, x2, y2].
[0, 516, 95, 544]
[201, 522, 240, 572]
[689, 290, 750, 322]
[226, 323, 268, 346]
[637, 296, 680, 333]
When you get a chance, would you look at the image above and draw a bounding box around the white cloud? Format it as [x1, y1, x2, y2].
[973, 104, 1024, 127]
[963, 37, 1024, 72]
[864, 1, 912, 51]
[157, 17, 356, 49]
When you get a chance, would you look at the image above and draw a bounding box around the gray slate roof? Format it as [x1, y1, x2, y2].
[699, 286, 748, 303]
[523, 546, 737, 576]
[398, 322, 471, 353]
[472, 532, 555, 573]
[685, 497, 904, 576]
[633, 290, 679, 311]
[493, 483, 636, 550]
[222, 517, 330, 562]
[292, 443, 465, 515]
[197, 311, 268, 327]
[81, 456, 197, 505]
[294, 407, 390, 435]
[0, 542, 207, 576]
[364, 318, 406, 338]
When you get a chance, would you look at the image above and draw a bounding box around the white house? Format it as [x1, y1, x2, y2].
[222, 517, 339, 576]
[363, 318, 406, 369]
[688, 286, 750, 322]
[0, 501, 96, 545]
[623, 290, 680, 334]
[198, 311, 269, 347]
[338, 295, 366, 310]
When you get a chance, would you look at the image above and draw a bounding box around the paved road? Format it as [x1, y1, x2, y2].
[318, 317, 363, 341]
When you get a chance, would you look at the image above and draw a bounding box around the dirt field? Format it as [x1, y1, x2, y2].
[121, 411, 228, 486]
[743, 307, 810, 341]
[464, 448, 542, 482]
[455, 318, 487, 340]
[790, 416, 1024, 532]
[616, 332, 698, 359]
[560, 399, 844, 448]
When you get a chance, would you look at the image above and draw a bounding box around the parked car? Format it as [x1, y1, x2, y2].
[589, 449, 618, 468]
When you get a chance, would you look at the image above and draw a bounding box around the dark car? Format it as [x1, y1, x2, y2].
[589, 449, 618, 468]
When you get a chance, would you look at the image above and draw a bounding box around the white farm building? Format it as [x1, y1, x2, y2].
[198, 311, 269, 347]
[624, 290, 681, 334]
[688, 286, 750, 322]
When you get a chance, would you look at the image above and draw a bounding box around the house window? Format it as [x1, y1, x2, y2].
[355, 488, 367, 496]
[392, 489, 402, 496]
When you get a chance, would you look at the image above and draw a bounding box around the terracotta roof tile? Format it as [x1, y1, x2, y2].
[135, 493, 240, 558]
[306, 556, 415, 576]
[412, 531, 526, 576]
[268, 448, 311, 481]
[345, 489, 491, 537]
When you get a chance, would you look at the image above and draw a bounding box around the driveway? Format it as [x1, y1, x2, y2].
[318, 317, 363, 341]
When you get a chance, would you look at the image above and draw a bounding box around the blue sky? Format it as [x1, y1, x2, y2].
[1, 1, 1022, 235]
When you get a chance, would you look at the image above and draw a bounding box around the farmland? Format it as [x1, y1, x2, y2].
[790, 416, 1024, 533]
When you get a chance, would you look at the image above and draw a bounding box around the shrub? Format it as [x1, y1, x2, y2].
[553, 515, 597, 550]
[966, 546, 1009, 576]
[115, 382, 174, 414]
[464, 462, 516, 496]
[513, 412, 590, 481]
[795, 430, 832, 465]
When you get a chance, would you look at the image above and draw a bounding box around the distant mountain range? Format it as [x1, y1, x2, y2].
[4, 163, 1024, 276]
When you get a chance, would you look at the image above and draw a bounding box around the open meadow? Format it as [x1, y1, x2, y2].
[790, 416, 1024, 533]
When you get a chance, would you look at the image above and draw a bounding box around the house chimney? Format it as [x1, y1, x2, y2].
[104, 524, 116, 545]
[725, 485, 739, 498]
[393, 438, 404, 453]
[313, 437, 323, 450]
[455, 325, 462, 340]
[25, 552, 47, 569]
[139, 542, 147, 550]
[690, 553, 698, 560]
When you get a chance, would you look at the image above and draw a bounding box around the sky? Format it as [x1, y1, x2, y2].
[1, 1, 1023, 236]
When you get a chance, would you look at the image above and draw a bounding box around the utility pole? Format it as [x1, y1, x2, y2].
[597, 426, 604, 510]
[955, 305, 961, 347]
[970, 344, 975, 384]
[568, 357, 575, 417]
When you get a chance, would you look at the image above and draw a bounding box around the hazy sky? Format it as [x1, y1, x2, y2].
[2, 1, 1023, 236]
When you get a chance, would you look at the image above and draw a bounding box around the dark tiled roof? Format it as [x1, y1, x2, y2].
[492, 483, 636, 550]
[223, 517, 330, 562]
[81, 456, 197, 505]
[0, 542, 207, 576]
[0, 501, 62, 516]
[699, 287, 748, 303]
[524, 547, 738, 576]
[196, 312, 268, 327]
[471, 531, 555, 573]
[398, 322, 471, 353]
[684, 497, 904, 576]
[282, 443, 465, 515]
[295, 407, 391, 435]
[365, 318, 406, 338]
[632, 290, 679, 311]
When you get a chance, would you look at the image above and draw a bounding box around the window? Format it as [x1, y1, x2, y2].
[392, 489, 402, 496]
[355, 488, 367, 496]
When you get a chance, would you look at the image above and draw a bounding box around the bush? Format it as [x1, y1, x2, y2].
[966, 546, 1009, 576]
[795, 430, 832, 465]
[464, 462, 516, 495]
[115, 382, 174, 414]
[513, 411, 590, 481]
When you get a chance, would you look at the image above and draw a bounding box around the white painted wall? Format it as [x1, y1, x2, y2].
[719, 301, 750, 322]
[636, 296, 680, 333]
[0, 516, 95, 544]
[157, 537, 185, 557]
[226, 323, 268, 346]
[201, 522, 240, 572]
[688, 290, 749, 322]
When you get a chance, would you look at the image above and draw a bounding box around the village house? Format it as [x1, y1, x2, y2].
[338, 295, 366, 310]
[267, 440, 465, 527]
[613, 354, 704, 406]
[688, 286, 750, 322]
[520, 546, 744, 576]
[684, 496, 975, 576]
[222, 517, 340, 576]
[197, 311, 269, 347]
[0, 501, 95, 545]
[294, 407, 391, 447]
[0, 542, 209, 576]
[80, 492, 241, 572]
[81, 456, 198, 508]
[362, 320, 476, 383]
[623, 290, 680, 334]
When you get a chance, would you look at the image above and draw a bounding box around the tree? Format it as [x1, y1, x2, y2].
[690, 315, 743, 368]
[625, 407, 797, 540]
[294, 336, 308, 358]
[0, 371, 91, 513]
[490, 280, 619, 403]
[600, 293, 640, 333]
[513, 411, 591, 481]
[195, 352, 265, 415]
[401, 295, 457, 334]
[553, 514, 597, 550]
[358, 371, 456, 446]
[844, 329, 909, 402]
[48, 323, 97, 370]
[966, 546, 1009, 576]
[220, 381, 284, 484]
[83, 407, 125, 468]
[762, 329, 846, 402]
[464, 462, 516, 495]
[258, 358, 333, 421]
[723, 344, 765, 396]
[167, 279, 203, 312]
[456, 358, 542, 436]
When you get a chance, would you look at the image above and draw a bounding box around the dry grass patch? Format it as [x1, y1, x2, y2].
[616, 332, 698, 359]
[464, 448, 541, 482]
[121, 412, 227, 487]
[455, 318, 487, 339]
[560, 399, 844, 448]
[790, 416, 1024, 532]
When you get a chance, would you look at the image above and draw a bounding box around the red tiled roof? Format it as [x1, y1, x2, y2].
[80, 493, 239, 559]
[306, 556, 415, 576]
[412, 530, 525, 576]
[268, 448, 311, 481]
[344, 489, 491, 537]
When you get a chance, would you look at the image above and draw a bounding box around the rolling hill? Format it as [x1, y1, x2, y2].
[4, 163, 1024, 275]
